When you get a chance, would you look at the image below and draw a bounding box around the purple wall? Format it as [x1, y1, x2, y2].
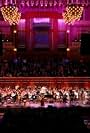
[0, 5, 90, 49]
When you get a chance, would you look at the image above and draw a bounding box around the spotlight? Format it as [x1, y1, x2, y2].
[13, 48, 17, 52]
[67, 30, 70, 33]
[66, 48, 70, 51]
[13, 30, 17, 33]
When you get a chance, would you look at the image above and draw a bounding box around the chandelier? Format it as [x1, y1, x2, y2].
[1, 4, 21, 25]
[63, 4, 84, 25]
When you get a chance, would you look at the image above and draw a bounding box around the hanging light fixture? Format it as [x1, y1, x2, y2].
[63, 4, 84, 24]
[1, 0, 21, 25]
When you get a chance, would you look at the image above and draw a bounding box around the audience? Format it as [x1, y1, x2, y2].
[0, 57, 89, 77]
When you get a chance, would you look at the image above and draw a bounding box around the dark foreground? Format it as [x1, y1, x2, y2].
[0, 106, 90, 133]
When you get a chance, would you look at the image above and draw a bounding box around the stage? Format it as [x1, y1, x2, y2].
[0, 100, 90, 130]
[0, 100, 89, 110]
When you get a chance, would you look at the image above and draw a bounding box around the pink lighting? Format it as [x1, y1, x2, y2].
[33, 18, 50, 23]
[58, 19, 66, 30]
[4, 0, 8, 5]
[18, 19, 25, 30]
[26, 1, 29, 6]
[19, 19, 25, 24]
[58, 19, 64, 23]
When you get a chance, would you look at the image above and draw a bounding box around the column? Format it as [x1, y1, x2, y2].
[25, 18, 30, 50]
[51, 18, 58, 50]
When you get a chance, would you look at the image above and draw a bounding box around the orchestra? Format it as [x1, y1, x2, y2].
[0, 85, 89, 107]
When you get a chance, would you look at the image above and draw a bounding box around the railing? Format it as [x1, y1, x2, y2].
[0, 77, 90, 88]
[0, 0, 90, 8]
[19, 0, 90, 7]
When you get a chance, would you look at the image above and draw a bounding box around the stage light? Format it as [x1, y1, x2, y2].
[67, 30, 70, 33]
[13, 48, 17, 52]
[13, 30, 17, 33]
[66, 48, 70, 51]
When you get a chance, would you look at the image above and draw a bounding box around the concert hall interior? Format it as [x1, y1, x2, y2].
[0, 0, 90, 133]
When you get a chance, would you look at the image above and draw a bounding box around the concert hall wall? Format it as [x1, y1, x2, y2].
[0, 5, 90, 59]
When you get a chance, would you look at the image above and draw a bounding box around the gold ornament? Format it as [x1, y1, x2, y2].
[63, 5, 84, 24]
[1, 4, 21, 25]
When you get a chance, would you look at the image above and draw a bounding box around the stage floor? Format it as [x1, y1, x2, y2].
[0, 100, 90, 129]
[0, 100, 90, 109]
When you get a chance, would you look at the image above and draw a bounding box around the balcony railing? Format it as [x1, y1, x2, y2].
[0, 0, 90, 8]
